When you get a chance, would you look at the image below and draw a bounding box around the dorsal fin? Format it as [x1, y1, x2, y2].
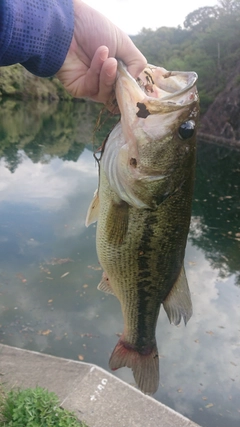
[163, 266, 192, 326]
[85, 190, 99, 227]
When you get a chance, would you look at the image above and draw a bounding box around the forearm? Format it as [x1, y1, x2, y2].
[0, 0, 74, 77]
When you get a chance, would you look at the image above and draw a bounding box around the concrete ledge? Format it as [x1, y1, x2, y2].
[0, 344, 201, 427]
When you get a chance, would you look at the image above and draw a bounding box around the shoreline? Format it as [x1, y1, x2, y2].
[0, 344, 201, 427]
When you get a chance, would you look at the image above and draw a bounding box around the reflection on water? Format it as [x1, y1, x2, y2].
[190, 142, 240, 286]
[0, 101, 239, 427]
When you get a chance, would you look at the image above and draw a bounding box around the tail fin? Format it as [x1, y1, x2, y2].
[109, 338, 159, 395]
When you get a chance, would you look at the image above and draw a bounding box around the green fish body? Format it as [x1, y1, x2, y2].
[86, 62, 199, 394]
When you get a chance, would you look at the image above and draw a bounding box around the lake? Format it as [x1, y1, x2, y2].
[0, 100, 239, 427]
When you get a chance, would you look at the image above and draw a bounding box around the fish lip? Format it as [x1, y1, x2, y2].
[116, 61, 198, 112]
[155, 70, 198, 101]
[116, 61, 146, 114]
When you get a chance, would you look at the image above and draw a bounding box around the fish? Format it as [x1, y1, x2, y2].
[86, 61, 199, 394]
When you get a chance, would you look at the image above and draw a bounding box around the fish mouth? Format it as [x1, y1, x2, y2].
[139, 65, 198, 102]
[114, 61, 198, 164]
[115, 61, 198, 120]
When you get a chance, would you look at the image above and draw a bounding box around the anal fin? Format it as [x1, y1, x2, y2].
[97, 272, 115, 296]
[163, 266, 192, 326]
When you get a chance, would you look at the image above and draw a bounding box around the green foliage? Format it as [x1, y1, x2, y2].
[218, 0, 240, 13]
[132, 0, 240, 113]
[1, 1, 240, 114]
[183, 6, 219, 31]
[0, 386, 87, 427]
[0, 64, 71, 100]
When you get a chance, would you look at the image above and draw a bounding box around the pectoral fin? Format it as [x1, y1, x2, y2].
[163, 266, 192, 326]
[85, 190, 99, 227]
[106, 200, 129, 245]
[97, 272, 115, 296]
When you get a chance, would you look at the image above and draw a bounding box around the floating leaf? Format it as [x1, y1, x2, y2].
[205, 403, 214, 408]
[38, 329, 52, 336]
[16, 273, 27, 282]
[61, 272, 69, 278]
[50, 258, 73, 265]
[88, 265, 102, 271]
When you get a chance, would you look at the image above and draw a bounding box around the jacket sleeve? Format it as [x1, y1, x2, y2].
[0, 0, 74, 77]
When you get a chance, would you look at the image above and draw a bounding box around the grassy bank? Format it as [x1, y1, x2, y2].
[0, 384, 87, 427]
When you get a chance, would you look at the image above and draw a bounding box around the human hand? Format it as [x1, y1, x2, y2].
[56, 0, 147, 106]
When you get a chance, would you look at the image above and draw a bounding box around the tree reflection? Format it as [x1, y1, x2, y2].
[0, 101, 239, 284]
[1, 142, 22, 173]
[0, 100, 117, 167]
[190, 140, 240, 285]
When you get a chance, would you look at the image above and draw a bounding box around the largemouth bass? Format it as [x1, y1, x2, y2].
[86, 62, 199, 394]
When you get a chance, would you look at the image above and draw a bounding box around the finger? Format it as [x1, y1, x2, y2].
[97, 57, 119, 109]
[83, 46, 109, 97]
[85, 57, 117, 103]
[100, 57, 117, 87]
[116, 33, 147, 78]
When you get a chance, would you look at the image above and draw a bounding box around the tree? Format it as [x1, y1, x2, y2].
[184, 6, 220, 31]
[218, 0, 240, 13]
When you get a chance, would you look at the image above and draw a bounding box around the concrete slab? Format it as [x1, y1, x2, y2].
[0, 344, 90, 402]
[0, 344, 201, 427]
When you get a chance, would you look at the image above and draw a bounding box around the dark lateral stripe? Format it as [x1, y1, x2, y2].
[134, 213, 160, 350]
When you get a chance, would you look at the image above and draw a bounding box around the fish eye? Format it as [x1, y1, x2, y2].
[178, 120, 195, 140]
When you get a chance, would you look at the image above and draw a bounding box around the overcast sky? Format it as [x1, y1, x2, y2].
[83, 0, 218, 34]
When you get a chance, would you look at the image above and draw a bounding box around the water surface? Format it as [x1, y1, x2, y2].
[0, 101, 239, 427]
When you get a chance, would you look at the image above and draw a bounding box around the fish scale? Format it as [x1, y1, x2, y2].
[97, 167, 193, 328]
